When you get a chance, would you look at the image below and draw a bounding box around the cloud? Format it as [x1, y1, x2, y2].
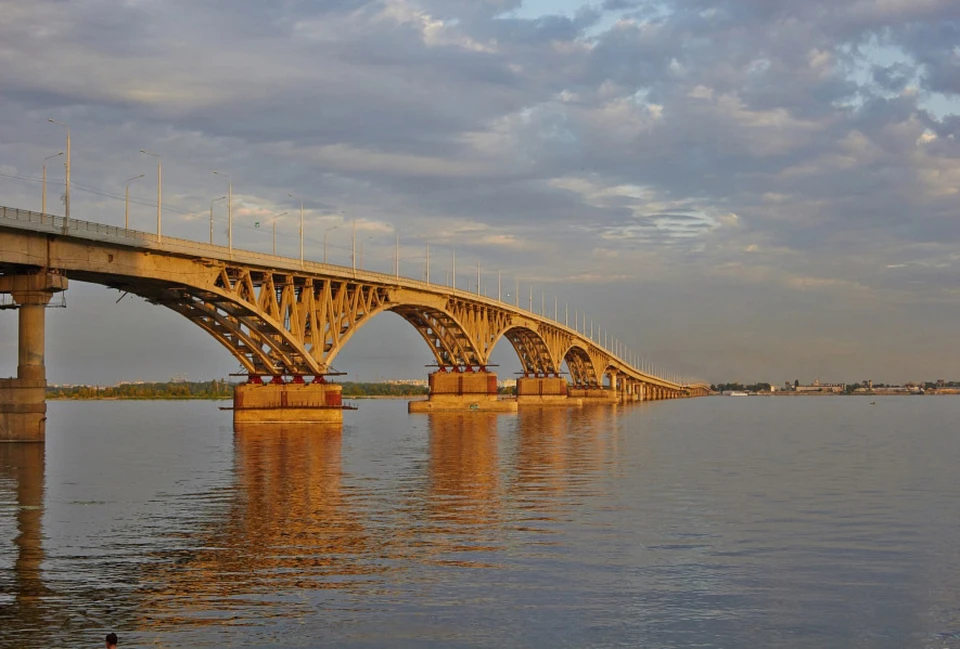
[1, 0, 959, 382]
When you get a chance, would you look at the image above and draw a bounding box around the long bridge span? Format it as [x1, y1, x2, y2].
[0, 205, 709, 440]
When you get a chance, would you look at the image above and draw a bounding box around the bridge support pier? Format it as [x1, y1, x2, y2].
[233, 379, 346, 430]
[0, 272, 67, 442]
[568, 386, 619, 403]
[409, 370, 517, 413]
[516, 376, 580, 407]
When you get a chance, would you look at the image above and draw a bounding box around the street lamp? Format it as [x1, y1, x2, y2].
[46, 119, 70, 227]
[139, 149, 161, 242]
[212, 171, 232, 254]
[323, 223, 340, 264]
[124, 174, 144, 229]
[210, 195, 226, 244]
[41, 151, 63, 218]
[270, 211, 288, 256]
[288, 193, 304, 267]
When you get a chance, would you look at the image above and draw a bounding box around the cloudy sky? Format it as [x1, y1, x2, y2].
[1, 0, 958, 385]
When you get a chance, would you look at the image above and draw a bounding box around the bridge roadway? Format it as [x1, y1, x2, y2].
[0, 205, 709, 438]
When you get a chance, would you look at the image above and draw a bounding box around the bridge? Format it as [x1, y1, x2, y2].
[0, 205, 710, 441]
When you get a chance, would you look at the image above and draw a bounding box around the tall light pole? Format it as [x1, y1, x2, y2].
[289, 193, 304, 268]
[212, 171, 232, 254]
[41, 151, 63, 219]
[47, 119, 70, 228]
[271, 211, 288, 256]
[210, 195, 226, 244]
[124, 173, 144, 229]
[139, 149, 161, 242]
[323, 223, 339, 264]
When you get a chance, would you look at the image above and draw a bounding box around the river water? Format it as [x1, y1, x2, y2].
[1, 396, 959, 648]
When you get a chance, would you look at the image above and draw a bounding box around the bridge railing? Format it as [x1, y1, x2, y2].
[0, 206, 690, 389]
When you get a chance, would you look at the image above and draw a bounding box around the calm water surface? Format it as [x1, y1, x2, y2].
[1, 397, 959, 648]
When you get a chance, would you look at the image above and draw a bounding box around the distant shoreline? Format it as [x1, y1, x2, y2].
[730, 392, 958, 397]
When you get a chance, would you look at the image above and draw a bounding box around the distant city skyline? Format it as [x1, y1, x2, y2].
[1, 1, 958, 384]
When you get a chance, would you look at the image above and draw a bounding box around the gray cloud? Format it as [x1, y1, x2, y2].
[0, 0, 958, 383]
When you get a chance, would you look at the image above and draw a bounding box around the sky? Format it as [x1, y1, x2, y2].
[0, 0, 958, 385]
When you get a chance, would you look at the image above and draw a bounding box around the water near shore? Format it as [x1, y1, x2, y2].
[1, 397, 959, 648]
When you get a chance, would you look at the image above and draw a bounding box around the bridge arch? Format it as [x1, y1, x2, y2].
[112, 271, 490, 377]
[561, 344, 600, 387]
[491, 325, 560, 377]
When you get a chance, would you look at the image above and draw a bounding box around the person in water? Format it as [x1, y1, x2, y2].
[105, 633, 118, 648]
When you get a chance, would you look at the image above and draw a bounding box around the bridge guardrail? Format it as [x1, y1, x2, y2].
[0, 205, 690, 389]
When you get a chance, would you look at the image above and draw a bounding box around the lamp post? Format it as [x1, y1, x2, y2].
[271, 211, 288, 256]
[323, 223, 339, 264]
[124, 174, 144, 229]
[212, 171, 232, 254]
[41, 151, 63, 219]
[289, 193, 304, 267]
[209, 195, 226, 244]
[139, 149, 161, 242]
[47, 119, 70, 228]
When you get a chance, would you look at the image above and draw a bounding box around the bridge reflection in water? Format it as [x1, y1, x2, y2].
[135, 426, 377, 629]
[0, 402, 640, 642]
[0, 443, 45, 633]
[128, 405, 623, 630]
[421, 413, 503, 567]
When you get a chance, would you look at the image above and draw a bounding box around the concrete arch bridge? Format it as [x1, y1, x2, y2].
[0, 206, 709, 439]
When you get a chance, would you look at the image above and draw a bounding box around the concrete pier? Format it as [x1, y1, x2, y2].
[233, 380, 347, 430]
[568, 386, 619, 404]
[0, 273, 67, 442]
[409, 370, 517, 413]
[516, 376, 581, 406]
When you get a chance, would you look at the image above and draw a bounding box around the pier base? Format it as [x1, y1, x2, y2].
[516, 376, 580, 407]
[408, 370, 517, 413]
[0, 272, 67, 442]
[568, 387, 619, 404]
[233, 381, 346, 430]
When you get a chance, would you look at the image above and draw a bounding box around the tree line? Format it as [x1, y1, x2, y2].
[47, 380, 429, 400]
[48, 380, 233, 400]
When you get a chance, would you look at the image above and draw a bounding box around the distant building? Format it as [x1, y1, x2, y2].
[385, 379, 428, 387]
[795, 378, 845, 393]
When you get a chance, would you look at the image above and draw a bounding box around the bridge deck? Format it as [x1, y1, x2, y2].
[0, 205, 706, 392]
